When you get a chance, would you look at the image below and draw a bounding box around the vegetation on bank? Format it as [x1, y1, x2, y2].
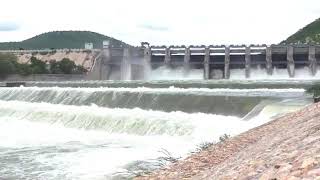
[283, 18, 320, 44]
[0, 53, 87, 77]
[0, 31, 129, 50]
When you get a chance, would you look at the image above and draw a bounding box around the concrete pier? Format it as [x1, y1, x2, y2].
[143, 47, 151, 79]
[266, 46, 273, 75]
[309, 46, 317, 76]
[121, 48, 131, 80]
[224, 46, 231, 79]
[183, 47, 191, 75]
[245, 46, 251, 78]
[93, 48, 112, 80]
[204, 47, 210, 80]
[287, 46, 295, 78]
[164, 47, 171, 65]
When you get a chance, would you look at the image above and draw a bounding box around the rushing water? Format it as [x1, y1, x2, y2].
[0, 79, 314, 179]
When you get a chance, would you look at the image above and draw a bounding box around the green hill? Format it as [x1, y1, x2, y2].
[283, 18, 320, 44]
[0, 31, 129, 50]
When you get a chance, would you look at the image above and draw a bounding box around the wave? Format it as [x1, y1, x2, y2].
[0, 87, 305, 116]
[0, 100, 243, 136]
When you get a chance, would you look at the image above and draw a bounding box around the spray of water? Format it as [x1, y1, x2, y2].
[231, 67, 320, 80]
[142, 65, 320, 80]
[148, 66, 203, 80]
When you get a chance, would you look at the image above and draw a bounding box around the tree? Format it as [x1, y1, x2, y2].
[59, 58, 76, 74]
[49, 60, 62, 74]
[0, 53, 18, 77]
[73, 65, 88, 74]
[0, 60, 16, 77]
[17, 63, 32, 76]
[30, 56, 48, 74]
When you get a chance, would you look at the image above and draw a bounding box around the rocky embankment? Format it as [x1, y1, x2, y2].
[16, 50, 100, 71]
[137, 103, 320, 179]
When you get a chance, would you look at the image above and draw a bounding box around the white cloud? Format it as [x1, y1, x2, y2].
[0, 0, 319, 45]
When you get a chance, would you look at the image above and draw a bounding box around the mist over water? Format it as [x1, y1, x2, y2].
[230, 67, 320, 80]
[146, 66, 320, 80]
[149, 66, 203, 80]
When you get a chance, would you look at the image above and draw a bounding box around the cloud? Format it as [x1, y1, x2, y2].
[0, 22, 20, 31]
[138, 24, 169, 31]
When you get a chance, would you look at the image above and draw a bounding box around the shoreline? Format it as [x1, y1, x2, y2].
[137, 103, 320, 179]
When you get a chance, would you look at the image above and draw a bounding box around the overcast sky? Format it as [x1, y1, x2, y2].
[0, 0, 319, 46]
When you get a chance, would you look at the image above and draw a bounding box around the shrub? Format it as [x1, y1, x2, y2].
[0, 60, 16, 77]
[17, 63, 32, 76]
[219, 134, 230, 142]
[30, 56, 48, 74]
[73, 65, 88, 74]
[50, 50, 57, 55]
[49, 60, 62, 74]
[39, 51, 48, 55]
[196, 142, 214, 152]
[59, 58, 76, 74]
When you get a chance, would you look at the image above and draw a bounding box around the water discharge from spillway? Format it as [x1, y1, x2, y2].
[0, 84, 312, 179]
[146, 66, 320, 80]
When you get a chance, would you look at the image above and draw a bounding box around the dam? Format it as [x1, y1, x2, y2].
[0, 43, 319, 179]
[89, 43, 320, 80]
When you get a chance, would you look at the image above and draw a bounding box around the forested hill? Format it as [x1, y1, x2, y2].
[0, 31, 129, 50]
[283, 18, 320, 44]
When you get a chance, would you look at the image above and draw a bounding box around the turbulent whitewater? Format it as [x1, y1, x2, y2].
[0, 83, 312, 179]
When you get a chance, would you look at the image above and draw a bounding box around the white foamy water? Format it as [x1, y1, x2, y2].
[230, 67, 320, 80]
[0, 98, 308, 179]
[145, 66, 320, 80]
[149, 66, 203, 80]
[0, 86, 306, 97]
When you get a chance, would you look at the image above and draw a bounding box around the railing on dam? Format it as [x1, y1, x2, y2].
[91, 44, 320, 80]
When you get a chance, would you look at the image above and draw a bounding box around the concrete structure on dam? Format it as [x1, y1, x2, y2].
[2, 42, 320, 80]
[89, 42, 320, 80]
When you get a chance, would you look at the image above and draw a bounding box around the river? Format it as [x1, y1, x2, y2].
[0, 78, 314, 179]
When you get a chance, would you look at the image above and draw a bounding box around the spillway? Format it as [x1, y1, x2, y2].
[0, 82, 313, 179]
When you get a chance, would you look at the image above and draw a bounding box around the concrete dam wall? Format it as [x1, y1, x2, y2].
[89, 44, 320, 80]
[2, 44, 320, 80]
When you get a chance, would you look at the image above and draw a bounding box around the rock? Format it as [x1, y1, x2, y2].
[300, 158, 318, 170]
[287, 176, 300, 180]
[307, 168, 320, 176]
[274, 165, 281, 169]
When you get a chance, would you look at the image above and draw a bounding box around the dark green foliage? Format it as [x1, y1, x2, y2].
[219, 134, 230, 142]
[49, 58, 87, 74]
[49, 60, 62, 74]
[0, 53, 18, 77]
[0, 59, 16, 77]
[196, 142, 215, 152]
[307, 84, 320, 98]
[50, 50, 57, 55]
[283, 18, 320, 44]
[16, 63, 32, 76]
[83, 49, 92, 53]
[0, 53, 87, 76]
[0, 31, 129, 50]
[59, 58, 76, 74]
[30, 56, 48, 74]
[74, 65, 88, 74]
[39, 51, 48, 55]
